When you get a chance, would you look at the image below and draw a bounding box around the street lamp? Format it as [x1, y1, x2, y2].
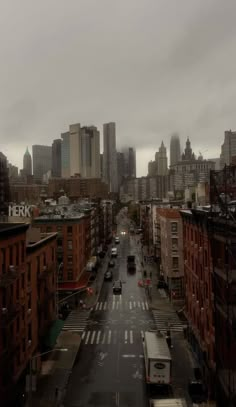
[56, 262, 63, 319]
[28, 347, 68, 406]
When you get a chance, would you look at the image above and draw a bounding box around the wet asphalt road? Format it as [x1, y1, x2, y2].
[64, 217, 151, 407]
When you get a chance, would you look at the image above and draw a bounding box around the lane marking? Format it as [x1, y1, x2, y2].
[133, 301, 136, 308]
[129, 301, 132, 310]
[145, 301, 149, 310]
[108, 330, 112, 344]
[141, 302, 145, 310]
[116, 302, 119, 310]
[103, 302, 107, 310]
[112, 302, 115, 310]
[130, 330, 133, 344]
[95, 303, 99, 311]
[138, 301, 141, 308]
[125, 330, 128, 343]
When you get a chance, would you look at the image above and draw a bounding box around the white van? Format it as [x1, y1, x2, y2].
[111, 247, 118, 257]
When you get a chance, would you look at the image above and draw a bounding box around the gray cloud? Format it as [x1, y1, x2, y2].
[0, 0, 235, 175]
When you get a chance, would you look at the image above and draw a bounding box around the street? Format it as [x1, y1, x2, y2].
[63, 213, 195, 407]
[64, 217, 151, 407]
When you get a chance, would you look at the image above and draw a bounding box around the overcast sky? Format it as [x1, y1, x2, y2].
[1, 0, 236, 176]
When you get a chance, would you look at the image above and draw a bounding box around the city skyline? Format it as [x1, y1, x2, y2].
[1, 0, 235, 175]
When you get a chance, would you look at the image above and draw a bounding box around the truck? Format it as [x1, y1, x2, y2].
[142, 331, 172, 387]
[149, 399, 187, 407]
[127, 255, 136, 272]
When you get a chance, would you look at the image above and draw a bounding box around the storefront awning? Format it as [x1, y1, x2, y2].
[58, 271, 92, 291]
[44, 319, 64, 348]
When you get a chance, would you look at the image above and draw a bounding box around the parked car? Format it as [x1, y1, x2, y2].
[108, 260, 115, 267]
[113, 280, 122, 294]
[104, 270, 113, 281]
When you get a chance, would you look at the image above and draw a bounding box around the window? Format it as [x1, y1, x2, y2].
[21, 241, 25, 262]
[67, 226, 72, 234]
[67, 256, 73, 266]
[57, 226, 62, 232]
[67, 272, 73, 280]
[9, 246, 13, 265]
[171, 222, 178, 233]
[1, 249, 6, 273]
[172, 238, 178, 252]
[46, 226, 52, 233]
[28, 295, 31, 309]
[21, 274, 25, 290]
[68, 240, 73, 250]
[27, 263, 31, 283]
[16, 316, 20, 332]
[172, 257, 179, 269]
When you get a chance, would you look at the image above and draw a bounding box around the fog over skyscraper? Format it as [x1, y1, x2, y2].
[170, 134, 181, 166]
[103, 122, 118, 193]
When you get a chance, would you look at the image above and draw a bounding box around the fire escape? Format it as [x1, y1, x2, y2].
[209, 165, 236, 405]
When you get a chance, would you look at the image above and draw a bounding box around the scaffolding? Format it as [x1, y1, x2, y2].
[209, 165, 236, 406]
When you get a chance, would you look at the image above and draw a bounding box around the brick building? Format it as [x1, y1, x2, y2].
[0, 223, 57, 406]
[48, 176, 109, 201]
[0, 152, 10, 217]
[180, 209, 215, 397]
[33, 212, 91, 296]
[157, 208, 184, 300]
[10, 183, 48, 204]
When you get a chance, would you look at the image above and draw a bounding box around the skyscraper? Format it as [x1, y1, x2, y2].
[220, 130, 236, 169]
[80, 126, 100, 178]
[170, 134, 181, 166]
[32, 145, 52, 180]
[103, 122, 118, 193]
[0, 152, 10, 216]
[61, 124, 100, 178]
[52, 139, 62, 177]
[122, 147, 136, 178]
[23, 147, 32, 176]
[156, 141, 168, 175]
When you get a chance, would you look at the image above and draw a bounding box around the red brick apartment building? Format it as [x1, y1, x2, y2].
[0, 223, 57, 406]
[180, 209, 215, 397]
[33, 213, 91, 296]
[157, 208, 184, 300]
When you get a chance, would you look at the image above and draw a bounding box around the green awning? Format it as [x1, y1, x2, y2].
[44, 319, 64, 348]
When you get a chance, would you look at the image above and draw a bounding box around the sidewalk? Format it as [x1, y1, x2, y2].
[29, 331, 81, 407]
[27, 250, 111, 406]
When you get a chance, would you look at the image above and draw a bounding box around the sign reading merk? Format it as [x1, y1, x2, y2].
[8, 205, 32, 217]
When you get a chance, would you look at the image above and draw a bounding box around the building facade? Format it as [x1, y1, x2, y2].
[23, 147, 32, 176]
[33, 212, 91, 295]
[51, 139, 61, 178]
[180, 209, 215, 397]
[170, 138, 215, 199]
[0, 223, 57, 406]
[103, 122, 118, 193]
[220, 130, 236, 169]
[156, 141, 168, 175]
[32, 145, 52, 181]
[48, 176, 108, 201]
[0, 152, 10, 217]
[157, 208, 184, 300]
[170, 134, 181, 166]
[61, 124, 100, 179]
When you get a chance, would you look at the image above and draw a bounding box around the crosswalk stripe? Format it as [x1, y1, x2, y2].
[95, 303, 99, 311]
[141, 302, 145, 310]
[145, 301, 149, 310]
[125, 330, 128, 343]
[85, 331, 91, 344]
[129, 301, 132, 310]
[108, 330, 112, 344]
[82, 331, 86, 340]
[99, 302, 103, 311]
[90, 331, 96, 344]
[113, 330, 117, 344]
[96, 330, 101, 344]
[116, 302, 119, 310]
[112, 302, 115, 310]
[104, 302, 107, 310]
[133, 301, 136, 307]
[102, 332, 106, 344]
[152, 310, 187, 332]
[138, 301, 141, 308]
